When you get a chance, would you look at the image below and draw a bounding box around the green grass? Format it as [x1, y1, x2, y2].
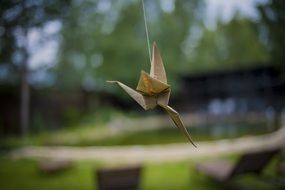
[0, 155, 281, 190]
[0, 158, 222, 190]
[0, 120, 274, 148]
[83, 122, 273, 146]
[0, 158, 98, 190]
[142, 161, 225, 190]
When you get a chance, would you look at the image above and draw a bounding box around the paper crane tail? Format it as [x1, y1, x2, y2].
[159, 104, 197, 147]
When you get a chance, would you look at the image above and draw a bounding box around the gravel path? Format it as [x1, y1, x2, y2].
[9, 126, 285, 163]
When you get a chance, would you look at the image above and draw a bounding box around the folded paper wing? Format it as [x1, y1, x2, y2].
[159, 104, 197, 147]
[107, 81, 156, 110]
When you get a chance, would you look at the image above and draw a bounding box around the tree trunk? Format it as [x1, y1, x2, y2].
[20, 21, 29, 137]
[20, 58, 29, 136]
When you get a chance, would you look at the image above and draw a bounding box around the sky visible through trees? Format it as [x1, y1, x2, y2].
[0, 0, 273, 90]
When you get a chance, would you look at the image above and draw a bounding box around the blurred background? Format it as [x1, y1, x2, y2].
[0, 0, 285, 189]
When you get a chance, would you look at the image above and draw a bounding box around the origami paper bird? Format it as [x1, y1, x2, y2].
[107, 42, 196, 147]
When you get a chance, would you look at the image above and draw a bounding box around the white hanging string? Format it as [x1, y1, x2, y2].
[141, 0, 151, 63]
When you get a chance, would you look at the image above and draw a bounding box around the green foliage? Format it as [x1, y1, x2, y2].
[1, 0, 273, 93]
[258, 0, 285, 76]
[55, 0, 203, 95]
[2, 0, 282, 135]
[0, 0, 279, 90]
[187, 18, 269, 74]
[55, 0, 271, 98]
[31, 113, 47, 134]
[78, 106, 128, 129]
[62, 107, 82, 127]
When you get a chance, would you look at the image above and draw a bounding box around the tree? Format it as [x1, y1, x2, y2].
[56, 0, 203, 96]
[0, 0, 69, 136]
[258, 0, 285, 76]
[187, 17, 269, 74]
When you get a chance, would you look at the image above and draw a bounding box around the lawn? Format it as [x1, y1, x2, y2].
[0, 158, 223, 190]
[1, 120, 274, 148]
[0, 155, 281, 190]
[0, 113, 281, 189]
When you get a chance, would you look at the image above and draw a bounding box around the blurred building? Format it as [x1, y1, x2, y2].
[179, 65, 285, 113]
